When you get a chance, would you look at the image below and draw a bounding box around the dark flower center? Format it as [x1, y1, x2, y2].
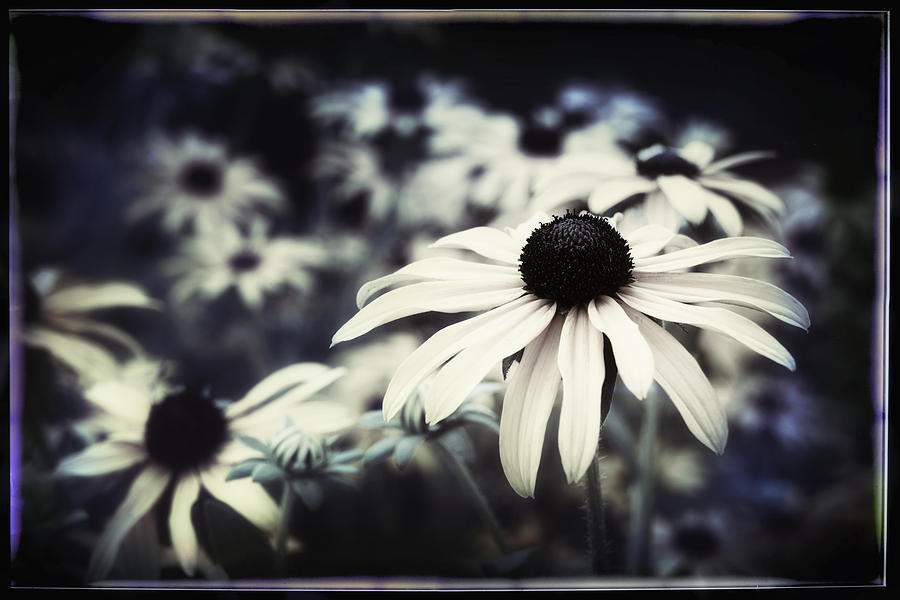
[389, 83, 426, 113]
[228, 250, 261, 272]
[635, 145, 701, 179]
[519, 211, 634, 310]
[144, 387, 228, 472]
[672, 524, 722, 560]
[518, 123, 564, 157]
[178, 160, 224, 197]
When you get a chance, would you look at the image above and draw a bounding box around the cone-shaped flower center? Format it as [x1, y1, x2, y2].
[635, 145, 701, 179]
[673, 524, 722, 560]
[389, 82, 426, 113]
[228, 250, 261, 273]
[144, 387, 228, 472]
[518, 123, 564, 157]
[519, 212, 634, 310]
[178, 160, 224, 197]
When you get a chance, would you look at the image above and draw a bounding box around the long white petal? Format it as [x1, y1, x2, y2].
[588, 296, 654, 398]
[704, 151, 775, 173]
[531, 172, 603, 211]
[499, 316, 564, 498]
[618, 287, 796, 370]
[631, 272, 810, 330]
[557, 307, 606, 484]
[430, 226, 522, 264]
[619, 304, 727, 454]
[623, 224, 698, 260]
[201, 465, 280, 534]
[168, 472, 202, 576]
[705, 191, 744, 237]
[87, 465, 170, 581]
[56, 440, 146, 477]
[44, 283, 162, 314]
[331, 280, 525, 346]
[677, 140, 716, 169]
[634, 236, 791, 272]
[585, 177, 657, 215]
[644, 189, 685, 232]
[381, 295, 540, 421]
[424, 297, 557, 424]
[55, 318, 147, 358]
[84, 381, 154, 426]
[355, 258, 521, 309]
[232, 400, 355, 440]
[656, 176, 710, 224]
[227, 363, 334, 420]
[230, 368, 346, 432]
[24, 329, 120, 385]
[699, 176, 785, 214]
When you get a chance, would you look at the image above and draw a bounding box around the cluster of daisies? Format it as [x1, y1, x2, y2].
[18, 54, 817, 584]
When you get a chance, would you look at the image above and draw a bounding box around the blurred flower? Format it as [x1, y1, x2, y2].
[360, 379, 502, 471]
[652, 509, 748, 576]
[534, 126, 784, 236]
[55, 360, 354, 580]
[311, 74, 469, 141]
[721, 374, 820, 448]
[331, 210, 808, 497]
[127, 133, 285, 234]
[228, 420, 362, 511]
[164, 218, 330, 311]
[21, 268, 161, 384]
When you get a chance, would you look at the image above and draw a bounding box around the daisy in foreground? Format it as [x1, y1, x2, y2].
[55, 360, 354, 580]
[331, 211, 809, 498]
[127, 133, 285, 234]
[533, 133, 784, 237]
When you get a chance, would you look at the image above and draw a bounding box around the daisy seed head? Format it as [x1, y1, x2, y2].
[519, 211, 634, 310]
[227, 249, 262, 273]
[177, 160, 224, 198]
[635, 144, 702, 179]
[144, 386, 228, 472]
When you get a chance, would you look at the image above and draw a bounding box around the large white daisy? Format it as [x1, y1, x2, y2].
[127, 133, 285, 234]
[164, 218, 330, 311]
[21, 268, 161, 384]
[331, 211, 809, 498]
[55, 360, 355, 580]
[533, 135, 785, 237]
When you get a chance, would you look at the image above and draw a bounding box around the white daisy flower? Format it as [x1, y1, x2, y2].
[331, 210, 809, 498]
[55, 360, 355, 580]
[311, 74, 468, 141]
[533, 130, 784, 237]
[127, 133, 285, 234]
[164, 218, 330, 311]
[21, 268, 161, 384]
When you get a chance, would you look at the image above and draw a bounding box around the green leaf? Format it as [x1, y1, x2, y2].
[250, 462, 284, 483]
[291, 479, 323, 510]
[236, 435, 269, 454]
[363, 436, 401, 465]
[393, 435, 424, 470]
[226, 459, 265, 481]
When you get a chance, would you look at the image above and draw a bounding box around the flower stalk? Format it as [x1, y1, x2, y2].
[432, 440, 510, 555]
[585, 438, 610, 575]
[274, 478, 295, 576]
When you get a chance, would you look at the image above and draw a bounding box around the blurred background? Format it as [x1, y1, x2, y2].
[9, 10, 885, 587]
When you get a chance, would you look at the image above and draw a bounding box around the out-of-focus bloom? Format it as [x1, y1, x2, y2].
[56, 360, 354, 580]
[164, 218, 330, 311]
[360, 379, 502, 471]
[652, 510, 748, 577]
[331, 210, 808, 497]
[721, 375, 820, 448]
[311, 75, 469, 141]
[127, 134, 285, 234]
[534, 126, 784, 237]
[21, 268, 161, 384]
[228, 419, 362, 510]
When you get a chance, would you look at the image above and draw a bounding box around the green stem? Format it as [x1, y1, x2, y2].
[433, 440, 510, 555]
[274, 480, 294, 576]
[585, 440, 610, 575]
[627, 378, 661, 575]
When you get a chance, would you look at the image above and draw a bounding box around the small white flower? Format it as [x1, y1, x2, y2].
[21, 268, 161, 384]
[534, 128, 784, 237]
[127, 133, 285, 234]
[56, 360, 355, 580]
[164, 218, 330, 311]
[331, 211, 809, 498]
